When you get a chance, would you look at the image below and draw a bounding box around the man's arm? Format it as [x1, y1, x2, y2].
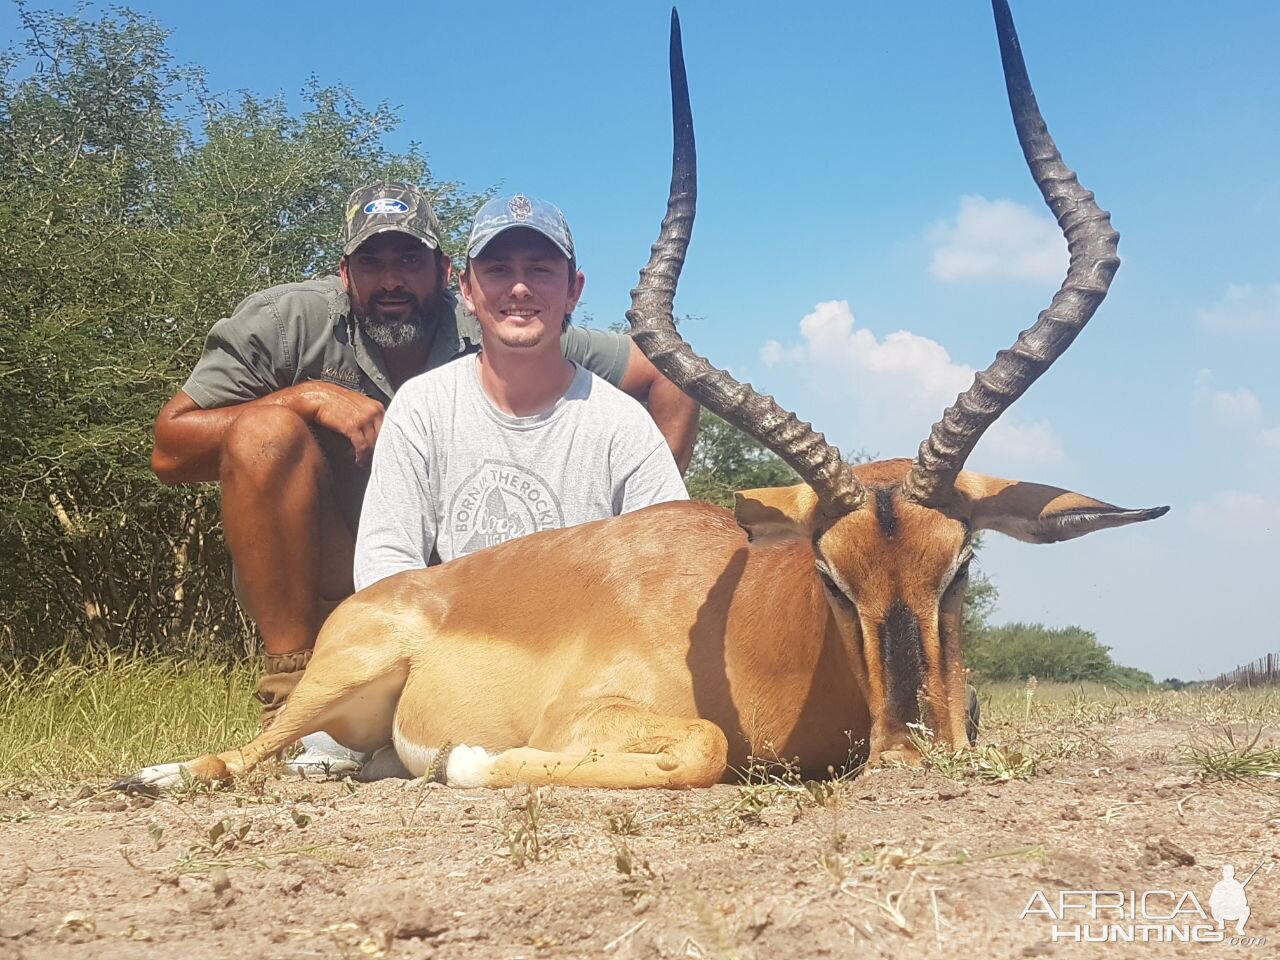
[616, 341, 699, 474]
[157, 279, 387, 484]
[152, 384, 386, 484]
[352, 401, 437, 591]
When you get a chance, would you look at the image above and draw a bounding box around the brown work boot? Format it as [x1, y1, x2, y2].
[254, 650, 312, 732]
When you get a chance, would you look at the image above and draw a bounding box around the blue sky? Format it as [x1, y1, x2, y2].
[7, 1, 1278, 680]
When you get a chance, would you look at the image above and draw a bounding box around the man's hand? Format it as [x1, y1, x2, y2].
[297, 381, 385, 467]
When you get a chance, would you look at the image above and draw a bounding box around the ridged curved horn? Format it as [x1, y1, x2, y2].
[903, 0, 1121, 506]
[627, 8, 864, 517]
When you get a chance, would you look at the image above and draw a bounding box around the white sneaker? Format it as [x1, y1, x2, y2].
[282, 732, 369, 778]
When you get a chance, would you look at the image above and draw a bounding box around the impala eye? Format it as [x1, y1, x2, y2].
[815, 563, 855, 608]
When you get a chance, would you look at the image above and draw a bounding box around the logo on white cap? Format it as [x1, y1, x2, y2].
[508, 195, 533, 221]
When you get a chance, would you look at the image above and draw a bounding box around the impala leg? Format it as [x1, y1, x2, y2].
[112, 632, 408, 792]
[461, 700, 729, 789]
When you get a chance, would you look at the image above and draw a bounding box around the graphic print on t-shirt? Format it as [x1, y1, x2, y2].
[448, 459, 566, 557]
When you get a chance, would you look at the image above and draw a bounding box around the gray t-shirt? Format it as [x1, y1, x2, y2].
[353, 357, 688, 590]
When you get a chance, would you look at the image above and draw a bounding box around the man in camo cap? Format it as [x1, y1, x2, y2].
[150, 181, 698, 774]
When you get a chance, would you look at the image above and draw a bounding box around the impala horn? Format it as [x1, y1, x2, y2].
[627, 8, 864, 517]
[904, 0, 1122, 506]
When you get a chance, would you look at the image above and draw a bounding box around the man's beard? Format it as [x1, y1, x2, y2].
[358, 293, 443, 350]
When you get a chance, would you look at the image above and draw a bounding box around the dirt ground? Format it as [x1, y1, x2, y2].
[2, 714, 1277, 959]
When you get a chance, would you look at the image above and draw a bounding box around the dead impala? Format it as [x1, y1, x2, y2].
[118, 1, 1167, 792]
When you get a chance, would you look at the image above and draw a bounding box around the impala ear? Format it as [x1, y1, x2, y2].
[956, 473, 1169, 544]
[734, 484, 822, 542]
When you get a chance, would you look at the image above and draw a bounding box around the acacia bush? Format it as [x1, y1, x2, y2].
[0, 6, 485, 661]
[965, 622, 1158, 689]
[683, 410, 798, 508]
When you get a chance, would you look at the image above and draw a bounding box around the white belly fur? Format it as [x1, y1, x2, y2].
[393, 723, 495, 787]
[391, 724, 440, 778]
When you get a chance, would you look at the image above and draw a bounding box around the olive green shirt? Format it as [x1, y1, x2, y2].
[182, 276, 632, 409]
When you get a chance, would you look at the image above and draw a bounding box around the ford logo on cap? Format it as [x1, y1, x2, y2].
[364, 198, 410, 215]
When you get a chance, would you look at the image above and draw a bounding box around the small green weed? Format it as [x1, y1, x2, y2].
[821, 839, 1045, 881]
[907, 726, 1035, 782]
[1181, 726, 1280, 781]
[503, 785, 559, 867]
[732, 741, 862, 823]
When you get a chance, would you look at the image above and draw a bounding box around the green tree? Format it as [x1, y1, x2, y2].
[964, 621, 1157, 689]
[684, 409, 799, 508]
[962, 537, 998, 640]
[0, 5, 487, 660]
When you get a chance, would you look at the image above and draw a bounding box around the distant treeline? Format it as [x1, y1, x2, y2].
[965, 622, 1160, 690]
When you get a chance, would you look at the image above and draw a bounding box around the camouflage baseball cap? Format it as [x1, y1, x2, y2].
[466, 194, 575, 260]
[343, 181, 443, 256]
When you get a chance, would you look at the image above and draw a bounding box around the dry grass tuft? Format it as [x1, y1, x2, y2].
[0, 651, 257, 784]
[1180, 725, 1280, 781]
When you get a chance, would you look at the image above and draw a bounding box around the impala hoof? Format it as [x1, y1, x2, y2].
[110, 762, 188, 795]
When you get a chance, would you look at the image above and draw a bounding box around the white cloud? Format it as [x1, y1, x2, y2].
[927, 195, 1067, 283]
[790, 300, 970, 406]
[980, 419, 1064, 466]
[1210, 387, 1263, 426]
[760, 299, 1063, 468]
[1191, 370, 1275, 440]
[760, 339, 802, 367]
[1195, 283, 1280, 334]
[1189, 491, 1280, 544]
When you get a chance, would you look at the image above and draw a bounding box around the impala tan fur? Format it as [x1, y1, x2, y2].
[117, 2, 1167, 794]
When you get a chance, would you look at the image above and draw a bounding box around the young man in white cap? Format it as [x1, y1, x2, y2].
[353, 193, 688, 589]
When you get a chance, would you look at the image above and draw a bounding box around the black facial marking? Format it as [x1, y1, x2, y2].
[880, 599, 923, 724]
[874, 487, 898, 539]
